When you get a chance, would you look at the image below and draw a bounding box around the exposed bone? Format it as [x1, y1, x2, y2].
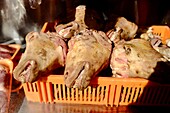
[75, 5, 87, 29]
[107, 17, 138, 46]
[109, 27, 122, 43]
[140, 27, 162, 47]
[146, 27, 154, 38]
[166, 39, 170, 47]
[115, 17, 138, 40]
[55, 5, 88, 39]
[141, 27, 170, 61]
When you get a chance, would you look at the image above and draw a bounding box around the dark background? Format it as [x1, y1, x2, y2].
[0, 0, 170, 43]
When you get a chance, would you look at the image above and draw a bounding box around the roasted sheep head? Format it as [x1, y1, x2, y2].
[13, 31, 67, 83]
[110, 38, 170, 83]
[64, 29, 112, 89]
[140, 26, 170, 61]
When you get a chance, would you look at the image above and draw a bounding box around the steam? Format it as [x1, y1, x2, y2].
[0, 0, 42, 45]
[1, 0, 26, 44]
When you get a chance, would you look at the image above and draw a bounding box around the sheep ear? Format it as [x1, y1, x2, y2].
[25, 31, 39, 42]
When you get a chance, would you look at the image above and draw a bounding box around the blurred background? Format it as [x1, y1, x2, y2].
[0, 0, 169, 46]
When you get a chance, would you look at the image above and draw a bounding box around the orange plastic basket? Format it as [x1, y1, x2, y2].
[22, 75, 170, 107]
[151, 25, 170, 44]
[41, 22, 56, 33]
[0, 59, 14, 113]
[21, 23, 170, 107]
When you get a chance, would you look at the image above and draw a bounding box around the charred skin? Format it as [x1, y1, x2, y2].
[13, 31, 67, 83]
[110, 39, 169, 79]
[64, 29, 112, 89]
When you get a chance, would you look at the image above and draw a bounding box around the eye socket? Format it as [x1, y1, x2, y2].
[123, 45, 131, 54]
[38, 49, 47, 59]
[77, 32, 83, 35]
